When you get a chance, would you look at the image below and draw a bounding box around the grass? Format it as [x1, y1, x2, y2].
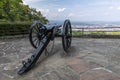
[72, 31, 83, 36]
[106, 32, 120, 35]
[72, 31, 120, 36]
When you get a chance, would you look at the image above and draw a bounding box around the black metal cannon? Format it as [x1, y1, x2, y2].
[18, 19, 72, 75]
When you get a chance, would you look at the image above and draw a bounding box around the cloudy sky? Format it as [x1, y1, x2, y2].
[23, 0, 120, 21]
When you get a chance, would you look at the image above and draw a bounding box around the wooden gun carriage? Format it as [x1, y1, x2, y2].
[18, 19, 72, 75]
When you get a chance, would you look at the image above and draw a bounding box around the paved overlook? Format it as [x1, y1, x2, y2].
[0, 37, 120, 80]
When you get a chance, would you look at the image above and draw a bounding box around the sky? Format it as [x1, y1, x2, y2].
[23, 0, 120, 21]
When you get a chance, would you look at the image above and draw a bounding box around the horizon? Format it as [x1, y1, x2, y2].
[48, 20, 120, 26]
[49, 20, 120, 22]
[49, 20, 120, 24]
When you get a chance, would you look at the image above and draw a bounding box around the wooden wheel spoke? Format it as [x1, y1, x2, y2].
[33, 24, 40, 33]
[35, 27, 39, 33]
[37, 24, 40, 30]
[35, 39, 39, 47]
[33, 28, 38, 34]
[33, 37, 38, 42]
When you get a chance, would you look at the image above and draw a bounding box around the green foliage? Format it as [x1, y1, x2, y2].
[0, 22, 31, 36]
[90, 31, 106, 35]
[0, 0, 48, 23]
[72, 31, 83, 36]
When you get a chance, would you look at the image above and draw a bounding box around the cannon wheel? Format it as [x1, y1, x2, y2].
[62, 20, 72, 52]
[29, 22, 54, 55]
[29, 22, 44, 49]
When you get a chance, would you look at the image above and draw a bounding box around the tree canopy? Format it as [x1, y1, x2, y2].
[0, 0, 48, 24]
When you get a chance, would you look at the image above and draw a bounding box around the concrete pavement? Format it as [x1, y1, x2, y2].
[0, 38, 120, 80]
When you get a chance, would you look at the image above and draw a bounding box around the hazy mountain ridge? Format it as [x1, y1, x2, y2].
[49, 20, 120, 27]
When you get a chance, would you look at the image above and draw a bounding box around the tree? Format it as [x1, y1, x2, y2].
[0, 0, 48, 23]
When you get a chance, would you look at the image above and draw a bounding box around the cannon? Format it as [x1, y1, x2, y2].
[18, 19, 72, 75]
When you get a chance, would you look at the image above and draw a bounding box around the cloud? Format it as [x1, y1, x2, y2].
[88, 1, 111, 6]
[23, 0, 42, 2]
[58, 8, 66, 12]
[23, 0, 43, 4]
[117, 7, 120, 10]
[109, 6, 114, 9]
[37, 8, 50, 16]
[68, 13, 75, 17]
[104, 13, 109, 16]
[108, 6, 120, 10]
[23, 1, 27, 5]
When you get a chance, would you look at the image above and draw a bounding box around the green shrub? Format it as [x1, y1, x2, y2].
[90, 31, 106, 35]
[72, 31, 83, 36]
[0, 22, 32, 36]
